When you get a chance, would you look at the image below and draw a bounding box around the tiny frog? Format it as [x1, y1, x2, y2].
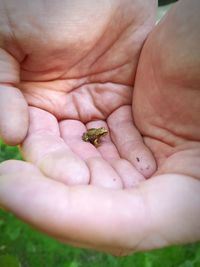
[82, 127, 108, 147]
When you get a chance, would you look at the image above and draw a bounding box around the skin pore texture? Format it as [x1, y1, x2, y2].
[0, 0, 200, 256]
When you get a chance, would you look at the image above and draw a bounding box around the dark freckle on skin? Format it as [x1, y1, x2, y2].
[113, 178, 116, 182]
[136, 157, 140, 162]
[146, 166, 150, 170]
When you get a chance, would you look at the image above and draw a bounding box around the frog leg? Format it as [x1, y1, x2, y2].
[94, 139, 100, 147]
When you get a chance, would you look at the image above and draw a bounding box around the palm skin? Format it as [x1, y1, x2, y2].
[0, 0, 200, 255]
[0, 0, 157, 187]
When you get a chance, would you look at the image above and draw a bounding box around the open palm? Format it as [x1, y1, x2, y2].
[0, 0, 200, 256]
[0, 0, 157, 188]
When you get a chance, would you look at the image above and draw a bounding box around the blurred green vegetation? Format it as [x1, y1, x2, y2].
[0, 142, 22, 162]
[1, 140, 200, 266]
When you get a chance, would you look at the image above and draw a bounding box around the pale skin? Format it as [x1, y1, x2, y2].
[0, 0, 200, 256]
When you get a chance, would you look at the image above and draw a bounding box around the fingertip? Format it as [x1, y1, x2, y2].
[1, 130, 27, 146]
[110, 159, 145, 189]
[129, 146, 157, 178]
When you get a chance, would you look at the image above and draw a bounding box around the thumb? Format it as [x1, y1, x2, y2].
[0, 49, 28, 145]
[0, 160, 200, 255]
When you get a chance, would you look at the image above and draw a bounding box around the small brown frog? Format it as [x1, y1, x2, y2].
[82, 127, 108, 147]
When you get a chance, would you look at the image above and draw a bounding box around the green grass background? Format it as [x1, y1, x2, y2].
[1, 2, 200, 266]
[0, 143, 200, 267]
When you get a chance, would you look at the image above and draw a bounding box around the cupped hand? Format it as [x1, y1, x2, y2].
[1, 0, 200, 256]
[0, 0, 157, 188]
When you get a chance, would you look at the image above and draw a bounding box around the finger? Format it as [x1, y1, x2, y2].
[87, 157, 123, 189]
[86, 121, 145, 188]
[1, 161, 200, 253]
[59, 120, 102, 160]
[108, 105, 157, 178]
[0, 161, 126, 255]
[60, 120, 122, 189]
[0, 86, 28, 145]
[0, 49, 28, 145]
[0, 85, 28, 145]
[85, 121, 144, 189]
[110, 159, 145, 189]
[21, 107, 89, 185]
[86, 120, 120, 161]
[0, 160, 144, 254]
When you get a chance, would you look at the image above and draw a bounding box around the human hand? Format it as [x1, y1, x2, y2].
[1, 0, 200, 256]
[0, 0, 157, 188]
